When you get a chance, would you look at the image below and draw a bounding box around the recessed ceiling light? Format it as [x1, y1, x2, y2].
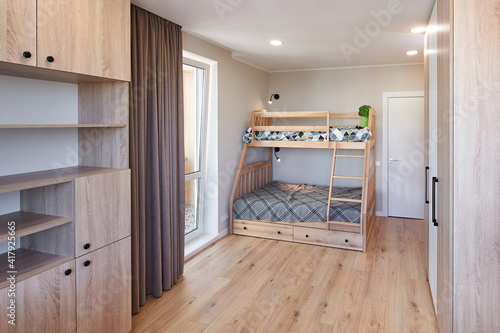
[410, 27, 426, 33]
[407, 50, 418, 56]
[270, 40, 283, 46]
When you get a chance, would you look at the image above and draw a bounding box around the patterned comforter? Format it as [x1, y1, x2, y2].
[242, 126, 371, 143]
[232, 181, 362, 223]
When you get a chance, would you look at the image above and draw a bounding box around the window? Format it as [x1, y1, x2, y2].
[183, 58, 209, 240]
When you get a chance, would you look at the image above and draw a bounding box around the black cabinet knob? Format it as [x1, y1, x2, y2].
[345, 239, 349, 243]
[83, 260, 91, 267]
[64, 269, 72, 276]
[243, 226, 247, 230]
[23, 51, 32, 59]
[277, 231, 281, 235]
[305, 234, 309, 238]
[83, 243, 90, 250]
[46, 56, 55, 63]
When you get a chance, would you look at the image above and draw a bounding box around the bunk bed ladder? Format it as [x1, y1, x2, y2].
[326, 144, 365, 230]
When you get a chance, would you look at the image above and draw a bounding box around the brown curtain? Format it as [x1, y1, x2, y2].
[130, 5, 185, 314]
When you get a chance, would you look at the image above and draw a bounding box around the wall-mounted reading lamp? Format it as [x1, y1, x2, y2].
[268, 93, 280, 104]
[274, 147, 281, 162]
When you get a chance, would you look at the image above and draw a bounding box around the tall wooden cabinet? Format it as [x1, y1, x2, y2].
[434, 0, 500, 331]
[0, 0, 132, 332]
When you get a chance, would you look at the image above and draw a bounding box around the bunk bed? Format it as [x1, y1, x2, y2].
[229, 110, 376, 252]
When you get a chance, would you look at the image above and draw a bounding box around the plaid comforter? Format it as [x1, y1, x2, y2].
[242, 126, 371, 143]
[233, 181, 361, 223]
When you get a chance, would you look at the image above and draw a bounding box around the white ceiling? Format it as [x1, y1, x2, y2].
[131, 0, 435, 72]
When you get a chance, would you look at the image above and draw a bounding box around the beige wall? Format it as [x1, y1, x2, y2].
[269, 64, 424, 213]
[182, 32, 269, 233]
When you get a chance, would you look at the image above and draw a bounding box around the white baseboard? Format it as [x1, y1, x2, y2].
[184, 228, 229, 261]
[376, 211, 387, 217]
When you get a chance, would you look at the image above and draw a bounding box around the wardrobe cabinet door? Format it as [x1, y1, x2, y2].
[0, 260, 76, 333]
[0, 0, 36, 66]
[74, 170, 130, 257]
[37, 0, 130, 80]
[76, 237, 131, 333]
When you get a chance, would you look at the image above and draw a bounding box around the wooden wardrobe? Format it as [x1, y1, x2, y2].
[431, 0, 500, 331]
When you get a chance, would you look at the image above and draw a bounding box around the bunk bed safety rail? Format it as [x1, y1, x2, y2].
[229, 144, 274, 234]
[250, 110, 375, 128]
[248, 109, 375, 149]
[236, 161, 273, 197]
[251, 110, 272, 143]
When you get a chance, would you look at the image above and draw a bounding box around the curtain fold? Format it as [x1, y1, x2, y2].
[130, 5, 185, 314]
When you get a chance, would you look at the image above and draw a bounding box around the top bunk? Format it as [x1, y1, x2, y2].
[243, 109, 376, 150]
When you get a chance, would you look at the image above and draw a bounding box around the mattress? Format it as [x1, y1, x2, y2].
[242, 126, 371, 143]
[232, 181, 362, 223]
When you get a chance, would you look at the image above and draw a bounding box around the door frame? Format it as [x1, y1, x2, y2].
[382, 91, 424, 217]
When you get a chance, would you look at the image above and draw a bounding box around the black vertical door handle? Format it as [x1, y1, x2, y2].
[425, 166, 430, 204]
[432, 177, 438, 227]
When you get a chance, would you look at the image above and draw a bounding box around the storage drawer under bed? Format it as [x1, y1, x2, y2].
[293, 226, 363, 251]
[233, 220, 293, 241]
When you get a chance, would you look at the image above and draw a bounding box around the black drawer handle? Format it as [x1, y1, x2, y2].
[46, 56, 55, 63]
[432, 177, 439, 226]
[64, 269, 72, 276]
[83, 260, 91, 267]
[277, 231, 281, 235]
[243, 226, 247, 230]
[23, 51, 32, 59]
[345, 239, 349, 243]
[83, 243, 90, 250]
[305, 234, 309, 238]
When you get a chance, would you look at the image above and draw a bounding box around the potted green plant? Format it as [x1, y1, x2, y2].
[358, 105, 371, 128]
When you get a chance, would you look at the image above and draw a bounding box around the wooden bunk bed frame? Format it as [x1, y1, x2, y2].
[229, 110, 376, 252]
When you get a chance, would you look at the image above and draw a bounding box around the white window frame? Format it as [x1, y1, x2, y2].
[184, 57, 210, 242]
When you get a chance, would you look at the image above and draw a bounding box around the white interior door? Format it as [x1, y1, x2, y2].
[388, 96, 425, 219]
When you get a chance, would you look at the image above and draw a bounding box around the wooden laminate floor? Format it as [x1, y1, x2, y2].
[132, 217, 438, 333]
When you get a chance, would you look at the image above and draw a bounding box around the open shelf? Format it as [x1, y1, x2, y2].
[0, 124, 126, 129]
[0, 211, 72, 243]
[0, 166, 125, 194]
[0, 248, 72, 289]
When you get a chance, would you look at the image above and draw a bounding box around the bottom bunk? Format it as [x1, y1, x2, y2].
[231, 181, 374, 252]
[233, 181, 363, 224]
[229, 149, 376, 252]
